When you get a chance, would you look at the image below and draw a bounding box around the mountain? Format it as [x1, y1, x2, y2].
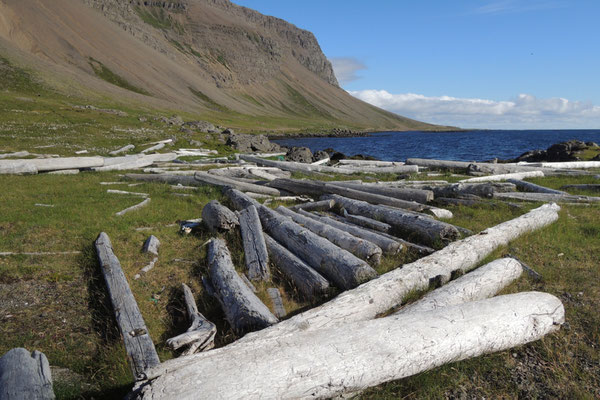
[0, 0, 442, 132]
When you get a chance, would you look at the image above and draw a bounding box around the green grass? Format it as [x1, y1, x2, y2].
[88, 58, 149, 96]
[134, 6, 184, 34]
[188, 87, 230, 113]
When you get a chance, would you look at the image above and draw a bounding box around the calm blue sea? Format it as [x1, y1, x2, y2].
[273, 130, 600, 162]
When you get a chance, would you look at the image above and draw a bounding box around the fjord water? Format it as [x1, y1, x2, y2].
[273, 130, 600, 162]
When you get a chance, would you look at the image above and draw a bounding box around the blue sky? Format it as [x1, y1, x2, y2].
[232, 1, 600, 129]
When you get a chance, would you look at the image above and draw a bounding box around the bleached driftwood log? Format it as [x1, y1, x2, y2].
[107, 189, 149, 197]
[136, 292, 564, 400]
[561, 184, 600, 192]
[202, 201, 239, 232]
[0, 161, 38, 175]
[343, 213, 392, 233]
[239, 154, 359, 175]
[115, 198, 151, 217]
[222, 203, 560, 342]
[494, 191, 600, 203]
[95, 233, 160, 379]
[290, 199, 335, 212]
[0, 151, 30, 159]
[467, 163, 588, 177]
[0, 348, 55, 400]
[277, 206, 383, 265]
[30, 156, 104, 171]
[406, 158, 472, 170]
[142, 235, 160, 255]
[329, 195, 460, 246]
[334, 165, 419, 174]
[194, 171, 281, 196]
[267, 288, 287, 318]
[506, 179, 567, 194]
[338, 160, 405, 167]
[264, 234, 330, 300]
[297, 209, 401, 255]
[166, 284, 216, 355]
[238, 205, 270, 281]
[134, 257, 158, 280]
[96, 154, 177, 171]
[225, 189, 378, 290]
[311, 157, 330, 165]
[109, 144, 135, 155]
[460, 170, 544, 183]
[523, 160, 600, 169]
[141, 143, 165, 153]
[394, 257, 523, 314]
[47, 169, 79, 175]
[330, 181, 434, 203]
[208, 238, 278, 333]
[430, 182, 516, 198]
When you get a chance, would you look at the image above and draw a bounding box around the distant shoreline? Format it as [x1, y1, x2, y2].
[267, 128, 468, 140]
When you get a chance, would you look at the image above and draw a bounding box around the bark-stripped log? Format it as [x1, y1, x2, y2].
[290, 199, 335, 212]
[166, 284, 216, 355]
[297, 209, 401, 255]
[0, 160, 38, 175]
[329, 195, 461, 246]
[107, 189, 149, 197]
[208, 238, 278, 333]
[330, 181, 434, 203]
[239, 154, 359, 175]
[225, 189, 377, 290]
[430, 182, 516, 198]
[467, 163, 588, 177]
[267, 288, 287, 318]
[264, 234, 330, 300]
[95, 233, 160, 379]
[277, 207, 383, 265]
[202, 200, 239, 232]
[406, 158, 472, 170]
[460, 171, 544, 183]
[109, 144, 135, 155]
[194, 171, 281, 196]
[238, 205, 270, 281]
[333, 165, 419, 174]
[95, 154, 178, 171]
[338, 160, 405, 167]
[394, 257, 523, 314]
[115, 198, 151, 217]
[524, 161, 600, 169]
[494, 192, 600, 203]
[137, 292, 564, 399]
[343, 213, 392, 233]
[0, 348, 54, 400]
[505, 179, 567, 194]
[561, 184, 600, 191]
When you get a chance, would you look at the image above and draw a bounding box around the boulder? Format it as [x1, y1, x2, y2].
[285, 147, 313, 163]
[222, 128, 234, 134]
[226, 133, 281, 152]
[313, 150, 329, 162]
[181, 121, 219, 133]
[159, 115, 184, 126]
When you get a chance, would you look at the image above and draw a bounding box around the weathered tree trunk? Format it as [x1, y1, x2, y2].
[240, 154, 359, 175]
[95, 233, 160, 380]
[329, 195, 461, 246]
[330, 181, 434, 203]
[290, 199, 335, 212]
[109, 144, 135, 155]
[406, 158, 472, 170]
[514, 161, 600, 169]
[296, 209, 401, 255]
[277, 206, 383, 265]
[96, 154, 178, 171]
[263, 234, 330, 300]
[136, 292, 564, 400]
[506, 179, 567, 194]
[394, 258, 523, 314]
[494, 191, 600, 203]
[166, 284, 216, 355]
[142, 235, 160, 255]
[225, 189, 378, 290]
[141, 143, 165, 153]
[430, 182, 516, 198]
[467, 163, 588, 177]
[238, 205, 270, 281]
[202, 200, 239, 232]
[267, 288, 287, 318]
[334, 165, 419, 174]
[460, 170, 544, 183]
[434, 197, 481, 207]
[342, 212, 392, 233]
[0, 160, 38, 175]
[561, 184, 600, 192]
[0, 151, 30, 159]
[107, 189, 149, 197]
[0, 348, 55, 400]
[124, 173, 198, 186]
[115, 198, 151, 217]
[208, 238, 278, 333]
[338, 160, 405, 167]
[194, 171, 282, 196]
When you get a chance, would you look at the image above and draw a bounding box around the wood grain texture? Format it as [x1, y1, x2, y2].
[0, 348, 55, 400]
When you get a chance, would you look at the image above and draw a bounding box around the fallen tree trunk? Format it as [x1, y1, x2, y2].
[0, 160, 38, 175]
[406, 158, 472, 170]
[115, 198, 151, 217]
[330, 181, 434, 203]
[202, 200, 239, 232]
[166, 284, 216, 355]
[0, 348, 55, 400]
[109, 144, 135, 155]
[494, 191, 600, 203]
[343, 213, 391, 233]
[290, 199, 335, 212]
[238, 205, 270, 281]
[277, 206, 383, 265]
[297, 209, 401, 255]
[338, 160, 405, 167]
[267, 288, 287, 318]
[224, 189, 378, 290]
[329, 194, 461, 246]
[506, 179, 567, 194]
[431, 182, 516, 198]
[239, 154, 359, 175]
[468, 163, 589, 177]
[194, 171, 281, 196]
[460, 170, 544, 183]
[561, 184, 600, 192]
[208, 238, 278, 333]
[137, 292, 564, 400]
[95, 233, 160, 379]
[394, 257, 523, 314]
[97, 154, 178, 171]
[520, 160, 600, 169]
[334, 165, 419, 174]
[264, 234, 330, 300]
[435, 197, 481, 207]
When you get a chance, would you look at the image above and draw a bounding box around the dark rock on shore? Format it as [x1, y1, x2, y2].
[285, 147, 313, 163]
[513, 140, 600, 163]
[313, 150, 329, 162]
[180, 120, 220, 133]
[226, 133, 283, 153]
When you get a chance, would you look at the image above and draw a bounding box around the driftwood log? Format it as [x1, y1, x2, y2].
[277, 206, 383, 265]
[0, 348, 55, 400]
[460, 171, 544, 183]
[343, 212, 392, 233]
[333, 164, 419, 174]
[238, 205, 270, 281]
[109, 144, 135, 155]
[225, 189, 378, 290]
[395, 257, 523, 314]
[290, 199, 335, 212]
[136, 292, 564, 400]
[115, 198, 151, 217]
[337, 160, 405, 167]
[208, 238, 278, 333]
[267, 288, 287, 318]
[430, 182, 516, 198]
[329, 194, 461, 246]
[0, 160, 38, 175]
[239, 154, 359, 175]
[202, 200, 239, 232]
[194, 171, 281, 196]
[96, 154, 177, 171]
[330, 181, 433, 203]
[95, 233, 160, 379]
[406, 158, 472, 170]
[525, 160, 600, 169]
[506, 179, 567, 194]
[494, 192, 600, 203]
[166, 284, 216, 355]
[561, 184, 600, 192]
[264, 234, 330, 300]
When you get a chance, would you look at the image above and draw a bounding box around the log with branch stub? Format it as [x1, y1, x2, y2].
[263, 234, 330, 300]
[202, 200, 239, 233]
[0, 348, 55, 400]
[166, 284, 216, 355]
[208, 238, 278, 333]
[238, 205, 270, 281]
[136, 292, 564, 400]
[95, 233, 160, 379]
[277, 206, 383, 265]
[394, 257, 523, 315]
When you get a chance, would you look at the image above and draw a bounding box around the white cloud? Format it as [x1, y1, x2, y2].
[473, 0, 566, 15]
[329, 57, 367, 85]
[349, 90, 600, 129]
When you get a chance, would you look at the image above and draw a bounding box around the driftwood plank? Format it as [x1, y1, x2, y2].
[95, 233, 160, 380]
[0, 348, 55, 400]
[208, 238, 278, 333]
[238, 205, 270, 281]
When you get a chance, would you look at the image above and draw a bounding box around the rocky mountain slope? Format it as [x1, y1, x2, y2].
[0, 0, 441, 131]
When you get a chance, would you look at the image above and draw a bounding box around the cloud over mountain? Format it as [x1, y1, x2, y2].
[330, 57, 367, 85]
